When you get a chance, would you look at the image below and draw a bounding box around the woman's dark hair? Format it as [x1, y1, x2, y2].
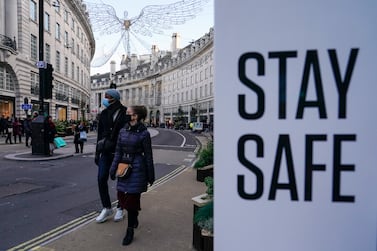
[129, 106, 147, 121]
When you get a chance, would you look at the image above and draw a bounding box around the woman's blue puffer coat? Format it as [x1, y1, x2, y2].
[110, 122, 155, 193]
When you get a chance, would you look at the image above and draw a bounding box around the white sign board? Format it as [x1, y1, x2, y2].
[214, 1, 377, 250]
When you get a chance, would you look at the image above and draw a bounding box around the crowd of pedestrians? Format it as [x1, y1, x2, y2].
[0, 112, 39, 146]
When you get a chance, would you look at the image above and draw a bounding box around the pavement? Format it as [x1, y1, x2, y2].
[2, 129, 211, 251]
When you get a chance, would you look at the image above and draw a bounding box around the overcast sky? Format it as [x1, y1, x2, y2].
[85, 0, 214, 75]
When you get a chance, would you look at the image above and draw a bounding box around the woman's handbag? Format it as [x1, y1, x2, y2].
[54, 137, 67, 148]
[79, 131, 87, 142]
[116, 163, 132, 178]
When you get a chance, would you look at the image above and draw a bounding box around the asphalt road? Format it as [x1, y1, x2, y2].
[0, 128, 199, 250]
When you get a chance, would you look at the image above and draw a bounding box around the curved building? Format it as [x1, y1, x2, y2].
[91, 28, 214, 128]
[0, 0, 95, 120]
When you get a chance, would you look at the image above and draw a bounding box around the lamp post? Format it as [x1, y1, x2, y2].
[31, 0, 49, 155]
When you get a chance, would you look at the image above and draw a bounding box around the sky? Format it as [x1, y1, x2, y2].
[85, 0, 214, 75]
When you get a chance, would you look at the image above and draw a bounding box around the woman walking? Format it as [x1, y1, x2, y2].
[45, 116, 57, 155]
[12, 117, 22, 143]
[110, 105, 155, 246]
[74, 121, 87, 153]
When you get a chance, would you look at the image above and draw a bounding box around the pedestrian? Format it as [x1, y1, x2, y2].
[94, 89, 130, 223]
[74, 121, 87, 153]
[110, 105, 155, 246]
[24, 115, 32, 147]
[12, 117, 22, 143]
[0, 114, 7, 136]
[45, 115, 57, 156]
[5, 120, 12, 144]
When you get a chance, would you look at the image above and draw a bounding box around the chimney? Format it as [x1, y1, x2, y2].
[170, 33, 180, 53]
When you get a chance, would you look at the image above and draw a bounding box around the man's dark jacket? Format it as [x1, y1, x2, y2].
[97, 101, 129, 154]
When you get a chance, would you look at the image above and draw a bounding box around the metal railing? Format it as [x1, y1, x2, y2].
[0, 34, 17, 51]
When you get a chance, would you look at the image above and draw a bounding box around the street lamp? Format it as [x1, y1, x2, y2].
[31, 0, 49, 155]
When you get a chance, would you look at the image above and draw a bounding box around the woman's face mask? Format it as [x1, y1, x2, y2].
[102, 98, 110, 108]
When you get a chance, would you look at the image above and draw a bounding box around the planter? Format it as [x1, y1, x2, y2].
[201, 229, 213, 251]
[196, 164, 213, 182]
[192, 194, 212, 251]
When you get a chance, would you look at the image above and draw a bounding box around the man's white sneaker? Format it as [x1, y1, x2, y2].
[96, 208, 113, 223]
[113, 208, 124, 222]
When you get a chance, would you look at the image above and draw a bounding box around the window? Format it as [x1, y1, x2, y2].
[31, 34, 37, 60]
[71, 18, 75, 30]
[0, 67, 3, 89]
[30, 71, 39, 95]
[55, 23, 61, 40]
[76, 66, 79, 82]
[71, 62, 74, 79]
[56, 51, 61, 72]
[64, 10, 69, 23]
[4, 69, 14, 91]
[30, 0, 37, 21]
[64, 31, 69, 47]
[64, 57, 68, 76]
[71, 38, 75, 54]
[45, 43, 51, 63]
[44, 12, 50, 32]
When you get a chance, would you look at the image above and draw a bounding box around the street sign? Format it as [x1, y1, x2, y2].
[35, 61, 46, 69]
[21, 104, 33, 110]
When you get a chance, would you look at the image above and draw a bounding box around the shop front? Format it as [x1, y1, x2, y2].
[0, 95, 15, 119]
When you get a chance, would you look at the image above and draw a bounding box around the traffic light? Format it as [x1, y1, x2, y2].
[43, 63, 54, 99]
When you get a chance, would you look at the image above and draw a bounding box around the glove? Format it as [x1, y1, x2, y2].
[94, 152, 100, 165]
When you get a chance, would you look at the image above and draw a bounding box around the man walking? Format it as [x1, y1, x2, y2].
[24, 115, 32, 147]
[95, 89, 130, 223]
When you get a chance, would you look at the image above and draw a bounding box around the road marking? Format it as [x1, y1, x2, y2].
[6, 212, 97, 251]
[7, 165, 189, 251]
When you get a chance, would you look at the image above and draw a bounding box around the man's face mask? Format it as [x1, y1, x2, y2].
[102, 98, 111, 108]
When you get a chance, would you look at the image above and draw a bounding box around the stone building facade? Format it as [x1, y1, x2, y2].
[91, 28, 214, 128]
[0, 0, 95, 121]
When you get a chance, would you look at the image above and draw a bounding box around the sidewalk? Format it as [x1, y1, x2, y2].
[2, 128, 159, 161]
[5, 131, 211, 251]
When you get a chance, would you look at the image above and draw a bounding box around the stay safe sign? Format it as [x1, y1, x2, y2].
[214, 1, 377, 250]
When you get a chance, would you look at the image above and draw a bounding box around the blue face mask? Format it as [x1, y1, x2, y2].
[102, 98, 110, 108]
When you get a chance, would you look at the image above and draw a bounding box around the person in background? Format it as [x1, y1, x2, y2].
[74, 121, 87, 153]
[110, 105, 155, 246]
[45, 116, 57, 156]
[24, 115, 32, 147]
[95, 89, 130, 223]
[0, 114, 7, 137]
[5, 119, 12, 144]
[12, 117, 22, 144]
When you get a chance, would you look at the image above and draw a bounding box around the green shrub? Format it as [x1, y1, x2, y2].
[194, 141, 213, 168]
[194, 200, 213, 233]
[204, 177, 213, 198]
[54, 120, 66, 134]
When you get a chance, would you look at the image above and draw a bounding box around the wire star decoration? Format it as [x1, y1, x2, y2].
[84, 0, 210, 67]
